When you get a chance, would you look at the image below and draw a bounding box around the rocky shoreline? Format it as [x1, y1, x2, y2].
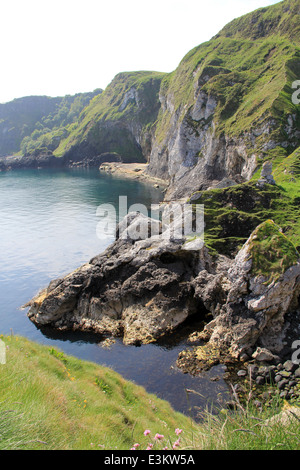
[0, 151, 124, 172]
[24, 207, 300, 404]
[0, 153, 168, 191]
[177, 310, 300, 405]
[99, 162, 168, 189]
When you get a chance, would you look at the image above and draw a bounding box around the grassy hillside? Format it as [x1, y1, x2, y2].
[0, 334, 191, 450]
[0, 91, 101, 157]
[155, 0, 300, 154]
[54, 71, 166, 162]
[1, 334, 299, 450]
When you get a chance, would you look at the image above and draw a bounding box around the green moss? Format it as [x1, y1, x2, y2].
[248, 220, 299, 282]
[191, 178, 300, 257]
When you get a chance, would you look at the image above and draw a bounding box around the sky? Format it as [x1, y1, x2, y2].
[0, 0, 281, 103]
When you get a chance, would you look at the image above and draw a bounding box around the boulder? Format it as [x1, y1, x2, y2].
[27, 212, 209, 345]
[256, 161, 276, 187]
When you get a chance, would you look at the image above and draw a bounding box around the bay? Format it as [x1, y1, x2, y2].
[0, 167, 230, 418]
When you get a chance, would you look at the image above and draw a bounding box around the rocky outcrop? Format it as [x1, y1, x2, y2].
[0, 152, 66, 171]
[256, 161, 276, 188]
[187, 220, 300, 366]
[145, 0, 300, 200]
[26, 215, 300, 361]
[148, 92, 258, 201]
[26, 212, 209, 345]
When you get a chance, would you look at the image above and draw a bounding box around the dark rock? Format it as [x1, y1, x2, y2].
[278, 379, 289, 390]
[256, 376, 265, 385]
[283, 360, 297, 373]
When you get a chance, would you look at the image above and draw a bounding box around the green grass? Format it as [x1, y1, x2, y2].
[54, 71, 165, 161]
[248, 219, 299, 282]
[154, 0, 300, 158]
[0, 335, 299, 450]
[190, 173, 300, 256]
[0, 335, 191, 450]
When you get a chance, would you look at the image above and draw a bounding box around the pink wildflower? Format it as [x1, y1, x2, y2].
[175, 428, 183, 436]
[154, 433, 164, 440]
[144, 429, 151, 436]
[133, 443, 140, 448]
[172, 439, 180, 449]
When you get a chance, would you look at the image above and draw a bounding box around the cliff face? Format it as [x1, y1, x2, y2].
[147, 0, 300, 200]
[2, 1, 299, 190]
[24, 0, 300, 372]
[55, 71, 165, 163]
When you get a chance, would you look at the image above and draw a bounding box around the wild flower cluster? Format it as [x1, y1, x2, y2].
[130, 428, 183, 450]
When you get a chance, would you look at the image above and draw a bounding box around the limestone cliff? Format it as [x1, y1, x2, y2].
[147, 0, 300, 200]
[54, 71, 165, 163]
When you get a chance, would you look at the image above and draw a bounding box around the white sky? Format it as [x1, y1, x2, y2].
[0, 0, 281, 103]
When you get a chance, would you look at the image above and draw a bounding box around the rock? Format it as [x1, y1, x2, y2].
[256, 376, 265, 385]
[283, 360, 297, 373]
[27, 212, 212, 345]
[239, 352, 250, 362]
[237, 369, 247, 377]
[265, 407, 300, 427]
[196, 221, 300, 360]
[280, 370, 292, 378]
[278, 379, 289, 390]
[256, 161, 276, 188]
[26, 216, 300, 369]
[252, 347, 276, 362]
[248, 364, 259, 379]
[294, 368, 300, 378]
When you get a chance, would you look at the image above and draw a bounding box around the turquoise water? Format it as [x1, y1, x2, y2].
[0, 168, 229, 417]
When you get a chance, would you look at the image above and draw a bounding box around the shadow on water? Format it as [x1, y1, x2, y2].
[34, 316, 231, 421]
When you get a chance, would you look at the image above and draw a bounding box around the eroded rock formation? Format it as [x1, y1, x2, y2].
[27, 215, 300, 363]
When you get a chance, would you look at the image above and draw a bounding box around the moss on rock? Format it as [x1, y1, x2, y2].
[247, 220, 299, 283]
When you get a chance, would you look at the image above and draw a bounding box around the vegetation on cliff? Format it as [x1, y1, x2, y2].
[190, 173, 300, 257]
[54, 71, 165, 162]
[0, 91, 101, 157]
[155, 0, 300, 149]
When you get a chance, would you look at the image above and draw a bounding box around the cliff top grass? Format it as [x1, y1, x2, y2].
[154, 0, 300, 149]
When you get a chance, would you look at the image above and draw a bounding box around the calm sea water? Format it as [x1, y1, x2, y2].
[0, 168, 230, 418]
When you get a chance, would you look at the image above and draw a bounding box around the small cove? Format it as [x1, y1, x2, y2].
[0, 167, 230, 419]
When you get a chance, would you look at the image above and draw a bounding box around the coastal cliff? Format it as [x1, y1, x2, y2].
[22, 0, 300, 388]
